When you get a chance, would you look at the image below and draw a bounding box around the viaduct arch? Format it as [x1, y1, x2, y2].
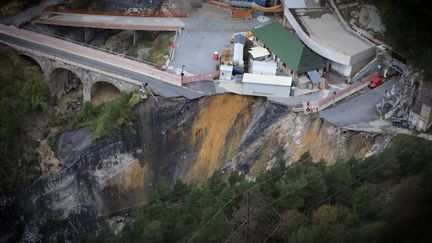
[13, 49, 139, 106]
[91, 81, 121, 106]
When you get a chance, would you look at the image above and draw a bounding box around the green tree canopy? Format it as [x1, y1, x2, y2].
[0, 48, 48, 196]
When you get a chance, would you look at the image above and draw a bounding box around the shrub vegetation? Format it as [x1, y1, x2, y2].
[0, 48, 48, 196]
[68, 92, 140, 139]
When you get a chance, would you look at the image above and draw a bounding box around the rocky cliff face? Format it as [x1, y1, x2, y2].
[15, 94, 387, 241]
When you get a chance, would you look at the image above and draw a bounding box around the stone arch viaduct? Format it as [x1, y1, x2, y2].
[0, 23, 201, 107]
[17, 52, 137, 103]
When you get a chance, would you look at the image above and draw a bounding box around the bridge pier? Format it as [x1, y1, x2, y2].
[12, 46, 141, 107]
[133, 30, 143, 46]
[84, 28, 95, 44]
[83, 83, 92, 103]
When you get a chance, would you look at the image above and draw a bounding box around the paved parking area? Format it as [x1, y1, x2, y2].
[170, 3, 276, 75]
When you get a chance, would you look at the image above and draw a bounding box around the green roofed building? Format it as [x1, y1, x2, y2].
[252, 21, 327, 80]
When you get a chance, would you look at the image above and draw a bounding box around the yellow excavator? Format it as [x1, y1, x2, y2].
[230, 1, 284, 13]
[251, 3, 283, 13]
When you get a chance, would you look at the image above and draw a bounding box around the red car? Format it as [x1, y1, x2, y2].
[368, 77, 383, 89]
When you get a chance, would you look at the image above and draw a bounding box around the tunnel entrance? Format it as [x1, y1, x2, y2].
[49, 68, 83, 112]
[91, 81, 121, 106]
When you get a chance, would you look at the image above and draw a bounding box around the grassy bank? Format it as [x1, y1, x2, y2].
[125, 33, 156, 57]
[126, 32, 174, 65]
[53, 92, 141, 139]
[147, 33, 174, 64]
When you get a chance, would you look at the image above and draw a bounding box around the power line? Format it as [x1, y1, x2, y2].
[261, 141, 419, 242]
[187, 144, 344, 242]
[80, 135, 395, 241]
[223, 158, 351, 243]
[74, 142, 323, 235]
[54, 133, 355, 241]
[37, 136, 373, 240]
[39, 124, 393, 240]
[186, 195, 238, 243]
[186, 159, 310, 243]
[224, 140, 417, 243]
[150, 134, 386, 242]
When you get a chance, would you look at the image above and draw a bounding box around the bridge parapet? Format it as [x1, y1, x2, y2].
[0, 24, 182, 86]
[12, 48, 140, 103]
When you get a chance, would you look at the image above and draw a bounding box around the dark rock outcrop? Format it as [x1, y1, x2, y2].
[14, 94, 385, 241]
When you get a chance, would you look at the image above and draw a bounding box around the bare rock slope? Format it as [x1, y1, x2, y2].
[17, 94, 387, 240]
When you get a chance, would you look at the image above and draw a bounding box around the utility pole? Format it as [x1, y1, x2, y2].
[181, 64, 185, 83]
[246, 190, 250, 243]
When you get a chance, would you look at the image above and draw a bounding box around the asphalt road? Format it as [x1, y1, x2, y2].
[319, 77, 396, 127]
[0, 33, 203, 99]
